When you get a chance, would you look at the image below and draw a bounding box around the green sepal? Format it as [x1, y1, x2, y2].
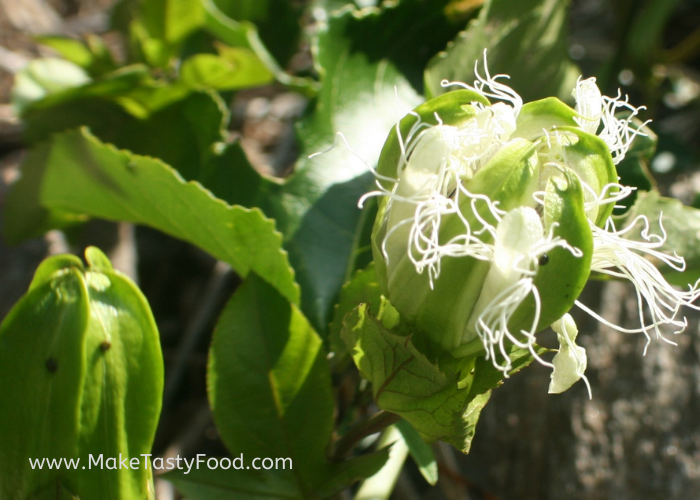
[375, 89, 490, 185]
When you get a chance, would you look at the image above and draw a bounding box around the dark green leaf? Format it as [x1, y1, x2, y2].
[212, 0, 303, 66]
[22, 97, 133, 146]
[424, 0, 580, 103]
[315, 449, 391, 498]
[3, 143, 88, 243]
[614, 119, 657, 212]
[208, 274, 333, 495]
[626, 0, 683, 65]
[115, 89, 227, 181]
[164, 467, 299, 500]
[198, 141, 275, 208]
[18, 65, 151, 145]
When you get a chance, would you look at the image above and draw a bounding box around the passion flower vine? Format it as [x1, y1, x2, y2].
[360, 58, 700, 396]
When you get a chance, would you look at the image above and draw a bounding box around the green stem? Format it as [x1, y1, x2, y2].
[333, 410, 401, 459]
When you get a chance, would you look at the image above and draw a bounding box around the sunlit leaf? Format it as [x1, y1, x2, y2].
[4, 128, 299, 304]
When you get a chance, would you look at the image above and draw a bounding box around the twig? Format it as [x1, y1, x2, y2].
[332, 410, 400, 459]
[162, 260, 231, 410]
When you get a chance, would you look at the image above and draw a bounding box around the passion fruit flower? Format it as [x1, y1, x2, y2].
[361, 60, 700, 395]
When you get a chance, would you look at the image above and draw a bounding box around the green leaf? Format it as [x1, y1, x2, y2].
[202, 0, 319, 96]
[424, 0, 580, 103]
[0, 248, 162, 498]
[614, 120, 657, 212]
[5, 128, 299, 304]
[11, 59, 91, 114]
[0, 266, 88, 497]
[315, 450, 391, 498]
[164, 467, 300, 500]
[212, 0, 303, 66]
[17, 64, 149, 118]
[20, 68, 226, 180]
[180, 46, 273, 90]
[263, 1, 462, 332]
[208, 274, 333, 496]
[35, 36, 94, 68]
[342, 304, 539, 453]
[341, 304, 478, 452]
[35, 35, 117, 76]
[76, 248, 163, 498]
[139, 0, 205, 45]
[395, 420, 438, 486]
[619, 190, 700, 288]
[328, 263, 382, 358]
[199, 141, 276, 207]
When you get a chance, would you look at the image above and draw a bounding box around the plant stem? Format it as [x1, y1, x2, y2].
[333, 410, 401, 459]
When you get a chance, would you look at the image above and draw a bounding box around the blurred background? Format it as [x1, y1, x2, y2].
[2, 0, 700, 498]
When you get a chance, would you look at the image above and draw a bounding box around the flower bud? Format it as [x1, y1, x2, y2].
[361, 60, 695, 395]
[368, 74, 606, 368]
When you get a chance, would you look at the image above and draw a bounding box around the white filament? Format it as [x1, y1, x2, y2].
[578, 214, 700, 353]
